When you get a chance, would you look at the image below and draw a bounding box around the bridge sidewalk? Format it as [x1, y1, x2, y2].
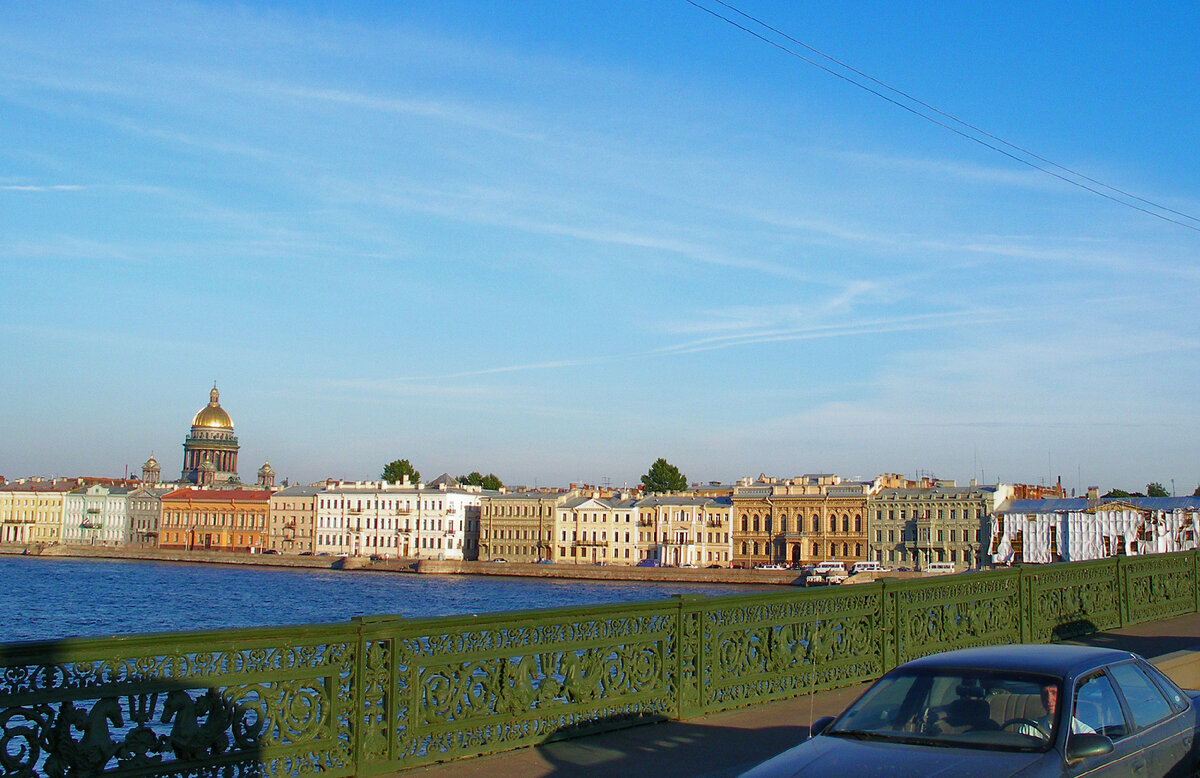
[398, 612, 1200, 778]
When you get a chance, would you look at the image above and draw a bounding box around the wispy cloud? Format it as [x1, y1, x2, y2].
[0, 184, 84, 192]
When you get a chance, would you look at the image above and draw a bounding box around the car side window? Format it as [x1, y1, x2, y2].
[1140, 661, 1189, 714]
[1109, 662, 1174, 730]
[1073, 673, 1127, 739]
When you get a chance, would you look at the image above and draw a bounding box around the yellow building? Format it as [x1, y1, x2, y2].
[0, 478, 72, 545]
[554, 493, 639, 565]
[160, 488, 270, 552]
[479, 490, 569, 562]
[731, 474, 874, 568]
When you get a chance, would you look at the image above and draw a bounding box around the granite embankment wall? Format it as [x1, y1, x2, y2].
[0, 544, 902, 585]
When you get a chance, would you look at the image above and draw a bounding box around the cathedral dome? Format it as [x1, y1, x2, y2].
[192, 385, 233, 429]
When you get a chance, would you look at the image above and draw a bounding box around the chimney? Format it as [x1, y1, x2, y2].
[1087, 486, 1100, 509]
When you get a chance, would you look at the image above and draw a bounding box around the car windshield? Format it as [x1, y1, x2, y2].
[826, 668, 1061, 752]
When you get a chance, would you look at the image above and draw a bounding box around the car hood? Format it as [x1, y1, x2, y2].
[739, 736, 1047, 778]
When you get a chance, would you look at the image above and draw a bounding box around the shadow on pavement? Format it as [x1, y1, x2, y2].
[534, 719, 808, 778]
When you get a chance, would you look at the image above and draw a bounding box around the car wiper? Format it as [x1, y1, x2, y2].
[827, 730, 902, 742]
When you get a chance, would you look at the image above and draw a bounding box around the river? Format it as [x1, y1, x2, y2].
[5, 555, 775, 643]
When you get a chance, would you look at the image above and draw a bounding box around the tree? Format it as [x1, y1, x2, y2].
[641, 458, 687, 494]
[1193, 485, 1200, 498]
[1102, 489, 1132, 498]
[1146, 482, 1170, 498]
[458, 472, 504, 490]
[381, 459, 420, 485]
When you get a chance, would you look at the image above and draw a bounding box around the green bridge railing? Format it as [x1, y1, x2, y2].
[2, 551, 1197, 776]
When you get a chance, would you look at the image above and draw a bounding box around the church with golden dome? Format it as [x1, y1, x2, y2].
[181, 384, 241, 486]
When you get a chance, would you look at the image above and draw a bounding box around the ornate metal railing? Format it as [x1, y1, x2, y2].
[3, 551, 1199, 775]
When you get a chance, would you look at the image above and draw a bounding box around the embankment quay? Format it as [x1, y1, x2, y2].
[4, 550, 1197, 777]
[0, 542, 825, 585]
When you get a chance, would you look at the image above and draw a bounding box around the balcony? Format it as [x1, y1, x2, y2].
[575, 539, 610, 547]
[80, 520, 103, 530]
[636, 519, 653, 527]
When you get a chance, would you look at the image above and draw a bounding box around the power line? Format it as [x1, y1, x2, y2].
[685, 0, 1200, 234]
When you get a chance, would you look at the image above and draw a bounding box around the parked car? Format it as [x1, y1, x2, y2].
[924, 561, 958, 575]
[489, 557, 508, 563]
[534, 559, 554, 565]
[636, 559, 661, 567]
[739, 644, 1200, 777]
[755, 563, 789, 571]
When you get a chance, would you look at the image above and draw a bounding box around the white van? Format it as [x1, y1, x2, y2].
[812, 561, 847, 575]
[851, 561, 889, 574]
[924, 562, 957, 575]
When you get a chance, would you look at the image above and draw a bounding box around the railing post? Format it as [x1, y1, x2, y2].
[674, 594, 706, 720]
[1018, 565, 1031, 645]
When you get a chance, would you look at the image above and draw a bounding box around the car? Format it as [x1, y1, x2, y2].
[489, 557, 508, 563]
[706, 563, 724, 569]
[534, 559, 554, 565]
[739, 644, 1200, 777]
[635, 559, 661, 567]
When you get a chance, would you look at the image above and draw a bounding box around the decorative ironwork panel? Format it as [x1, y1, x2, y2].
[1121, 552, 1197, 626]
[372, 601, 678, 770]
[0, 626, 358, 778]
[888, 571, 1022, 666]
[696, 587, 884, 714]
[1023, 559, 1122, 643]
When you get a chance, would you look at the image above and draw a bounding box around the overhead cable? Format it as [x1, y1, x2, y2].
[685, 0, 1200, 234]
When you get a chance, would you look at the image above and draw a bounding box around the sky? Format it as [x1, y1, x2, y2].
[2, 1, 1198, 494]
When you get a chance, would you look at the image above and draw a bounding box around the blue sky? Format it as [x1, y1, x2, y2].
[2, 1, 1198, 493]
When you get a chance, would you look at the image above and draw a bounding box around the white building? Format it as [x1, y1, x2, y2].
[991, 494, 1200, 565]
[315, 477, 481, 560]
[637, 495, 733, 567]
[61, 483, 132, 546]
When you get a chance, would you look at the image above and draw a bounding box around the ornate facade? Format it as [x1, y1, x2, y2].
[731, 474, 874, 568]
[267, 484, 318, 553]
[180, 385, 240, 485]
[636, 495, 733, 567]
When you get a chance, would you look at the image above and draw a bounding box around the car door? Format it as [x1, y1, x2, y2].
[1064, 671, 1145, 777]
[1108, 660, 1193, 778]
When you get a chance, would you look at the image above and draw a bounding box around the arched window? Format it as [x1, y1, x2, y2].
[829, 517, 837, 532]
[765, 516, 772, 533]
[855, 543, 862, 556]
[740, 541, 747, 555]
[780, 514, 788, 533]
[741, 516, 748, 532]
[842, 542, 849, 556]
[855, 514, 862, 532]
[752, 541, 760, 555]
[812, 516, 819, 532]
[812, 541, 819, 556]
[829, 542, 836, 557]
[842, 516, 849, 532]
[753, 515, 760, 532]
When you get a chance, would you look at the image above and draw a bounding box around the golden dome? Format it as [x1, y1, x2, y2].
[192, 384, 234, 429]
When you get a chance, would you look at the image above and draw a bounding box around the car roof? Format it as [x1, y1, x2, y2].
[900, 644, 1140, 677]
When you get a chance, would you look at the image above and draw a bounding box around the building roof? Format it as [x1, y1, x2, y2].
[271, 484, 322, 497]
[161, 488, 271, 503]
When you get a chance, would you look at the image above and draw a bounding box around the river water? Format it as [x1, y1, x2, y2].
[4, 556, 775, 644]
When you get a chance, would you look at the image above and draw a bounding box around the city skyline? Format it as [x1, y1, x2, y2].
[2, 2, 1198, 491]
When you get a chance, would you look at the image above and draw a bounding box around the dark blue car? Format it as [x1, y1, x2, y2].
[740, 644, 1200, 777]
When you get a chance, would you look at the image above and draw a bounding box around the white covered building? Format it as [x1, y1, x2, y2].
[991, 495, 1200, 565]
[315, 477, 481, 560]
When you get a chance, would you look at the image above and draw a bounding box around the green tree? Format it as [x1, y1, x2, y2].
[641, 458, 687, 494]
[1193, 485, 1200, 498]
[381, 459, 420, 485]
[458, 472, 504, 490]
[1102, 488, 1131, 498]
[1146, 482, 1170, 498]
